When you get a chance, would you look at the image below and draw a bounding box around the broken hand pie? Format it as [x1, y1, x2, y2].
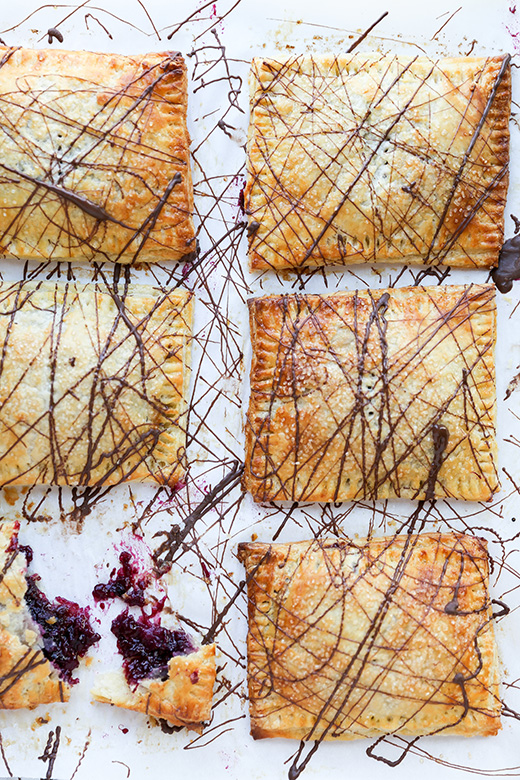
[238, 534, 501, 740]
[245, 284, 497, 502]
[91, 611, 216, 729]
[245, 53, 510, 271]
[0, 47, 195, 263]
[0, 281, 193, 487]
[0, 521, 99, 709]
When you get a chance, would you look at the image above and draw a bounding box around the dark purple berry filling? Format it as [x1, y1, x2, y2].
[93, 551, 149, 607]
[18, 544, 33, 565]
[24, 575, 100, 684]
[111, 610, 195, 686]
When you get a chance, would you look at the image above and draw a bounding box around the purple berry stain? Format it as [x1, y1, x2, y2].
[93, 551, 150, 607]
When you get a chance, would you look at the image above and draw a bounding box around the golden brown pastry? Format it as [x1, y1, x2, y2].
[238, 534, 501, 740]
[245, 53, 510, 271]
[0, 281, 193, 486]
[245, 284, 497, 502]
[0, 47, 195, 263]
[91, 644, 216, 729]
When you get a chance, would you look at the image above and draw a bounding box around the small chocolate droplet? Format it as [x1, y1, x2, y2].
[444, 598, 459, 614]
[47, 28, 64, 44]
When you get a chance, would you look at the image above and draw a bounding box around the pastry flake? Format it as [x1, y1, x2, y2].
[238, 534, 501, 740]
[0, 281, 193, 487]
[245, 53, 510, 271]
[245, 284, 497, 502]
[0, 47, 195, 263]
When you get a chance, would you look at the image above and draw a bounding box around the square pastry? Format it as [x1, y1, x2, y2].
[0, 47, 195, 263]
[0, 281, 193, 486]
[245, 54, 510, 271]
[245, 284, 497, 502]
[238, 534, 501, 740]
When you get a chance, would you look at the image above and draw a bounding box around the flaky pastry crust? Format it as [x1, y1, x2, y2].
[0, 281, 193, 487]
[245, 284, 497, 502]
[0, 47, 195, 263]
[238, 534, 501, 740]
[0, 522, 68, 709]
[245, 53, 510, 271]
[91, 644, 216, 728]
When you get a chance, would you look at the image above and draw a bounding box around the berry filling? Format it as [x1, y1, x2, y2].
[111, 610, 196, 686]
[24, 575, 100, 684]
[93, 551, 150, 607]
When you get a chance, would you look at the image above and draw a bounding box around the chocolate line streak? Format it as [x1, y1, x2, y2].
[0, 162, 129, 226]
[39, 725, 61, 780]
[167, 0, 220, 39]
[347, 11, 389, 53]
[153, 460, 244, 570]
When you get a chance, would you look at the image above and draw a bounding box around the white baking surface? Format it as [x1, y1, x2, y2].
[0, 1, 518, 778]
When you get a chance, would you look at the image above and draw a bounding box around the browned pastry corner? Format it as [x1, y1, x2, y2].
[245, 53, 510, 271]
[0, 281, 193, 487]
[0, 47, 195, 263]
[244, 284, 497, 502]
[0, 522, 68, 709]
[238, 534, 501, 740]
[91, 644, 216, 729]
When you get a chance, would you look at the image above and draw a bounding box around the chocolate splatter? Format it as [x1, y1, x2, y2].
[492, 234, 520, 293]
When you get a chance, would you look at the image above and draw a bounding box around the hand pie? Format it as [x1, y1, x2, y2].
[245, 284, 497, 502]
[0, 47, 195, 263]
[0, 521, 99, 709]
[238, 534, 501, 740]
[0, 281, 193, 487]
[91, 611, 216, 729]
[245, 53, 510, 271]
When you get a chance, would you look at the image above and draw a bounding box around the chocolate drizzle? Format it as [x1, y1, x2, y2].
[153, 460, 244, 572]
[0, 163, 122, 224]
